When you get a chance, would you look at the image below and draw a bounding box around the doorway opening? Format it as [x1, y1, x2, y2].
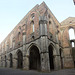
[5, 56, 7, 67]
[59, 49, 63, 69]
[48, 45, 54, 70]
[10, 53, 13, 68]
[17, 50, 23, 68]
[29, 45, 41, 70]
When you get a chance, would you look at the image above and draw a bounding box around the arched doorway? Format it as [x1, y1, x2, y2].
[29, 45, 41, 70]
[59, 49, 63, 69]
[17, 50, 23, 68]
[48, 45, 54, 70]
[10, 53, 13, 68]
[5, 55, 7, 67]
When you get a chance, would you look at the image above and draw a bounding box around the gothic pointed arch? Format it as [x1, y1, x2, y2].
[68, 27, 75, 47]
[27, 43, 41, 55]
[48, 44, 54, 70]
[5, 55, 7, 67]
[29, 45, 41, 70]
[59, 48, 63, 69]
[9, 53, 13, 68]
[17, 50, 23, 68]
[69, 27, 75, 40]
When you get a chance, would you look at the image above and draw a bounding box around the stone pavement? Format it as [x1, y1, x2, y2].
[0, 68, 75, 75]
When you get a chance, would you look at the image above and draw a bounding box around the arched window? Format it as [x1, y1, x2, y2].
[72, 42, 74, 47]
[31, 21, 34, 32]
[33, 23, 34, 32]
[10, 34, 13, 48]
[48, 14, 50, 18]
[18, 32, 21, 41]
[49, 21, 51, 32]
[69, 28, 75, 40]
[49, 21, 51, 25]
[31, 13, 35, 19]
[5, 41, 7, 51]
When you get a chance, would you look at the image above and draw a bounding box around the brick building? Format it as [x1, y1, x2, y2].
[61, 17, 75, 68]
[0, 2, 74, 72]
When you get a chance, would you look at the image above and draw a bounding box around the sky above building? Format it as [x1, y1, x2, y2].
[0, 0, 75, 43]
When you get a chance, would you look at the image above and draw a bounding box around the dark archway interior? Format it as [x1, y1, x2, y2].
[74, 61, 75, 68]
[5, 56, 7, 67]
[10, 53, 13, 68]
[59, 49, 63, 69]
[29, 45, 41, 70]
[17, 50, 23, 68]
[48, 45, 54, 70]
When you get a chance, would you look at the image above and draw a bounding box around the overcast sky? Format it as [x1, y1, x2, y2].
[0, 0, 75, 43]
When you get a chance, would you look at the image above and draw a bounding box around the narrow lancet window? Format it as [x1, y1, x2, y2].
[31, 21, 34, 33]
[69, 28, 75, 40]
[72, 42, 74, 47]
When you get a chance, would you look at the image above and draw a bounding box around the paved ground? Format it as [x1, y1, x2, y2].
[0, 68, 75, 75]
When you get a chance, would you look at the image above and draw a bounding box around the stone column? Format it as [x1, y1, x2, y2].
[6, 55, 9, 68]
[22, 32, 29, 70]
[39, 35, 50, 72]
[55, 44, 61, 70]
[40, 52, 50, 71]
[54, 55, 61, 70]
[39, 15, 50, 71]
[39, 15, 47, 36]
[23, 55, 29, 70]
[23, 44, 29, 70]
[13, 58, 17, 68]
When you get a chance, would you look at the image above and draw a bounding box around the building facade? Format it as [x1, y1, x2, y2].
[0, 2, 74, 72]
[60, 17, 75, 68]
